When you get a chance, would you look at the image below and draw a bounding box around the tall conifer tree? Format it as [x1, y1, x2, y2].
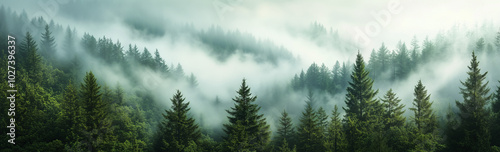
[455, 52, 492, 151]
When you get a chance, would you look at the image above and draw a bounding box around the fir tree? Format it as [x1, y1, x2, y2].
[40, 24, 56, 62]
[381, 89, 407, 151]
[381, 89, 406, 129]
[410, 80, 440, 151]
[160, 90, 201, 152]
[325, 105, 346, 152]
[343, 52, 379, 152]
[344, 52, 379, 122]
[454, 52, 492, 151]
[59, 81, 85, 144]
[80, 71, 107, 151]
[223, 79, 270, 152]
[491, 82, 500, 147]
[297, 92, 323, 152]
[275, 110, 295, 150]
[20, 32, 42, 83]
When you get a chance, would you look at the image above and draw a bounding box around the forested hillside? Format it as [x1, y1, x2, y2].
[1, 3, 500, 152]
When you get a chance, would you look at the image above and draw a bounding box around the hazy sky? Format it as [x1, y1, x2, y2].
[5, 0, 500, 60]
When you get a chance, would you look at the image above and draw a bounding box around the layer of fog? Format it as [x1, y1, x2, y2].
[4, 0, 500, 136]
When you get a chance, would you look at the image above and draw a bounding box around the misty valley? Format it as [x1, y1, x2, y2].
[2, 1, 500, 152]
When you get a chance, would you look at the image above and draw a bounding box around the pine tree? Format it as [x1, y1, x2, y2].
[297, 92, 323, 152]
[331, 61, 342, 94]
[20, 32, 42, 83]
[410, 80, 439, 151]
[377, 43, 389, 74]
[40, 24, 56, 62]
[80, 71, 107, 151]
[187, 73, 198, 88]
[59, 81, 85, 144]
[454, 52, 492, 151]
[492, 82, 500, 147]
[82, 33, 97, 55]
[343, 52, 379, 152]
[325, 105, 346, 152]
[153, 49, 169, 74]
[381, 89, 407, 151]
[223, 79, 270, 152]
[381, 89, 405, 129]
[317, 107, 329, 136]
[62, 26, 76, 55]
[368, 49, 380, 78]
[275, 110, 295, 150]
[159, 90, 201, 152]
[278, 139, 296, 152]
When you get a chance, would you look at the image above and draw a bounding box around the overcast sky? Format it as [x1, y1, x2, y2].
[5, 0, 500, 60]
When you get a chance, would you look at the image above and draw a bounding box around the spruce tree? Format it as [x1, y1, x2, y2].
[343, 52, 379, 152]
[325, 105, 346, 152]
[20, 32, 42, 83]
[160, 90, 201, 152]
[381, 89, 405, 129]
[40, 24, 56, 62]
[59, 81, 85, 143]
[344, 52, 378, 122]
[410, 80, 439, 151]
[492, 82, 500, 147]
[80, 71, 107, 151]
[381, 89, 407, 151]
[455, 52, 492, 151]
[223, 79, 270, 152]
[297, 92, 323, 152]
[275, 110, 295, 150]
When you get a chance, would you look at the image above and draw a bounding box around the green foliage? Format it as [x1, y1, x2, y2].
[492, 82, 500, 147]
[343, 52, 383, 152]
[275, 110, 295, 150]
[58, 81, 85, 143]
[453, 52, 492, 151]
[297, 92, 324, 152]
[40, 24, 56, 62]
[157, 90, 201, 152]
[223, 79, 270, 152]
[381, 89, 406, 129]
[80, 71, 111, 151]
[325, 105, 346, 152]
[410, 80, 440, 151]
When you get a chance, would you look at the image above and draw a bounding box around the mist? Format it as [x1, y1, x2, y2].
[3, 0, 500, 145]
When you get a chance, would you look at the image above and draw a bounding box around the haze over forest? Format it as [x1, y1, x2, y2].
[1, 0, 500, 152]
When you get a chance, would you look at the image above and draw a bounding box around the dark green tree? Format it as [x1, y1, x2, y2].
[59, 81, 85, 144]
[381, 89, 406, 129]
[381, 89, 408, 152]
[343, 52, 379, 152]
[275, 110, 295, 150]
[325, 105, 346, 152]
[454, 52, 492, 151]
[410, 80, 440, 151]
[223, 79, 270, 152]
[80, 71, 108, 151]
[492, 82, 500, 147]
[19, 32, 42, 83]
[159, 90, 201, 152]
[343, 52, 379, 121]
[297, 92, 323, 152]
